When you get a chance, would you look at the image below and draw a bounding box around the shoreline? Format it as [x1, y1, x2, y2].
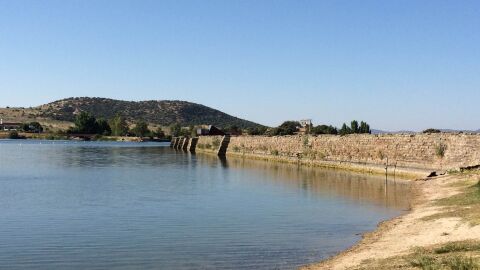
[193, 149, 480, 269]
[0, 133, 170, 143]
[299, 178, 421, 269]
[300, 172, 480, 269]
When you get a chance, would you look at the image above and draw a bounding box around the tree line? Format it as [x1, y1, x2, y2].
[249, 120, 371, 136]
[169, 120, 371, 136]
[68, 112, 165, 138]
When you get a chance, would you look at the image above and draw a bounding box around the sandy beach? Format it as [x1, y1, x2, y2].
[301, 172, 480, 269]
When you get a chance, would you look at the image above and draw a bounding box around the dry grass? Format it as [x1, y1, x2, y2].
[422, 177, 480, 226]
[352, 241, 480, 270]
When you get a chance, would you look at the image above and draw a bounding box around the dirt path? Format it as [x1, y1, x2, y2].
[300, 173, 480, 270]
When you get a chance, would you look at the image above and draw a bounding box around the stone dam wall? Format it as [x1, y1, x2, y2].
[174, 133, 480, 177]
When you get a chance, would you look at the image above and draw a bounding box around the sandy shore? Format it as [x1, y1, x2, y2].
[300, 173, 480, 269]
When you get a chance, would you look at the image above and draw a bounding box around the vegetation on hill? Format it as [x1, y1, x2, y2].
[423, 128, 442, 133]
[0, 97, 375, 138]
[36, 97, 263, 129]
[339, 120, 371, 135]
[266, 121, 302, 136]
[67, 111, 164, 138]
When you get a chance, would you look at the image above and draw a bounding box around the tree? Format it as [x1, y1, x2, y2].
[223, 125, 242, 135]
[71, 112, 98, 134]
[153, 127, 165, 138]
[359, 121, 371, 134]
[350, 120, 359, 133]
[311, 125, 338, 135]
[29, 122, 43, 133]
[275, 121, 301, 136]
[96, 119, 112, 136]
[131, 121, 150, 137]
[169, 123, 181, 137]
[246, 126, 268, 135]
[339, 123, 352, 135]
[179, 127, 191, 137]
[339, 120, 370, 135]
[109, 114, 129, 136]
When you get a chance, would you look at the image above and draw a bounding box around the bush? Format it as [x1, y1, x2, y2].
[22, 121, 43, 133]
[212, 137, 221, 148]
[436, 143, 447, 158]
[311, 125, 338, 135]
[246, 126, 268, 135]
[424, 128, 441, 133]
[8, 131, 20, 139]
[109, 114, 129, 136]
[131, 121, 150, 137]
[70, 112, 98, 134]
[268, 121, 301, 136]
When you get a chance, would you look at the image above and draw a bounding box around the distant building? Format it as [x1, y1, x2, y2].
[196, 125, 225, 136]
[298, 119, 313, 134]
[0, 119, 22, 131]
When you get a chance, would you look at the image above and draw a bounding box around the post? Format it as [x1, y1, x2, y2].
[385, 157, 389, 184]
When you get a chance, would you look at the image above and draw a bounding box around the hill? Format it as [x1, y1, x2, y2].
[0, 97, 264, 129]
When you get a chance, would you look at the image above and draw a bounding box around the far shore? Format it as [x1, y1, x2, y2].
[0, 132, 170, 143]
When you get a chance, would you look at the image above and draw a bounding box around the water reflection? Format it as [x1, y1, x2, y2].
[196, 153, 410, 210]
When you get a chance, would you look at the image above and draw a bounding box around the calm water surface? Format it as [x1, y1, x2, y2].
[0, 140, 410, 269]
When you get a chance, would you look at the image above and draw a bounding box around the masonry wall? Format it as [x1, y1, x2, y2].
[195, 136, 223, 154]
[196, 133, 480, 176]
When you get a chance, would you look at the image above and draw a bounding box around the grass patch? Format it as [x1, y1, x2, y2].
[211, 138, 221, 149]
[435, 241, 480, 254]
[353, 241, 480, 270]
[436, 143, 447, 158]
[423, 180, 480, 225]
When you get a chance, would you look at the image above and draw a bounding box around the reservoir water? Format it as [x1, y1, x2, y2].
[0, 140, 410, 269]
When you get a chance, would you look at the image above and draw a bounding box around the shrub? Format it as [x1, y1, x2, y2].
[268, 121, 301, 136]
[131, 121, 150, 137]
[303, 136, 309, 147]
[311, 125, 338, 135]
[424, 128, 441, 133]
[436, 143, 447, 158]
[212, 138, 221, 148]
[8, 131, 20, 139]
[270, 149, 279, 156]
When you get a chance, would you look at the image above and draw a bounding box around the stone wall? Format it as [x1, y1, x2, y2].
[195, 135, 224, 154]
[194, 133, 480, 177]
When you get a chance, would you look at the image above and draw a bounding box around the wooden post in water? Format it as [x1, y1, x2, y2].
[385, 157, 389, 197]
[385, 157, 389, 184]
[394, 161, 397, 182]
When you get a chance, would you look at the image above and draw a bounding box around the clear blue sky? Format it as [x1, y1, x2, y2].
[1, 0, 479, 131]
